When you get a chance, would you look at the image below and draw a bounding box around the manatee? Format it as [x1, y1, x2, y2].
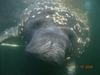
[0, 0, 90, 75]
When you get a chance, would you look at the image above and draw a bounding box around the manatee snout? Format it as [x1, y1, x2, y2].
[26, 26, 72, 65]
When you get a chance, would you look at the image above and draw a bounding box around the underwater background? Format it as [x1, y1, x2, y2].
[0, 0, 100, 75]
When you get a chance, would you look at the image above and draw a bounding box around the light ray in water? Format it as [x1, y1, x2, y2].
[84, 0, 91, 12]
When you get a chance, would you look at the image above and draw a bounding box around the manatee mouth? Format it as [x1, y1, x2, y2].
[26, 27, 71, 65]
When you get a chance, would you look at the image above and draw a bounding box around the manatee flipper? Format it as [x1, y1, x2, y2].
[0, 26, 19, 43]
[66, 60, 76, 75]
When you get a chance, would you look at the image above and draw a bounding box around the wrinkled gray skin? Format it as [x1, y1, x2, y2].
[0, 0, 90, 75]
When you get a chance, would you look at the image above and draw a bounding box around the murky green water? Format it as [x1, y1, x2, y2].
[0, 0, 100, 75]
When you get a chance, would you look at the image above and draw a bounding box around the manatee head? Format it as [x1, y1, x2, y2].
[24, 15, 74, 65]
[18, 0, 90, 65]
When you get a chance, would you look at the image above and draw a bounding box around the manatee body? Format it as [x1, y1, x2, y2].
[0, 0, 90, 75]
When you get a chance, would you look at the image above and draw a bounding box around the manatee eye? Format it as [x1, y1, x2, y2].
[32, 20, 44, 29]
[67, 33, 73, 43]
